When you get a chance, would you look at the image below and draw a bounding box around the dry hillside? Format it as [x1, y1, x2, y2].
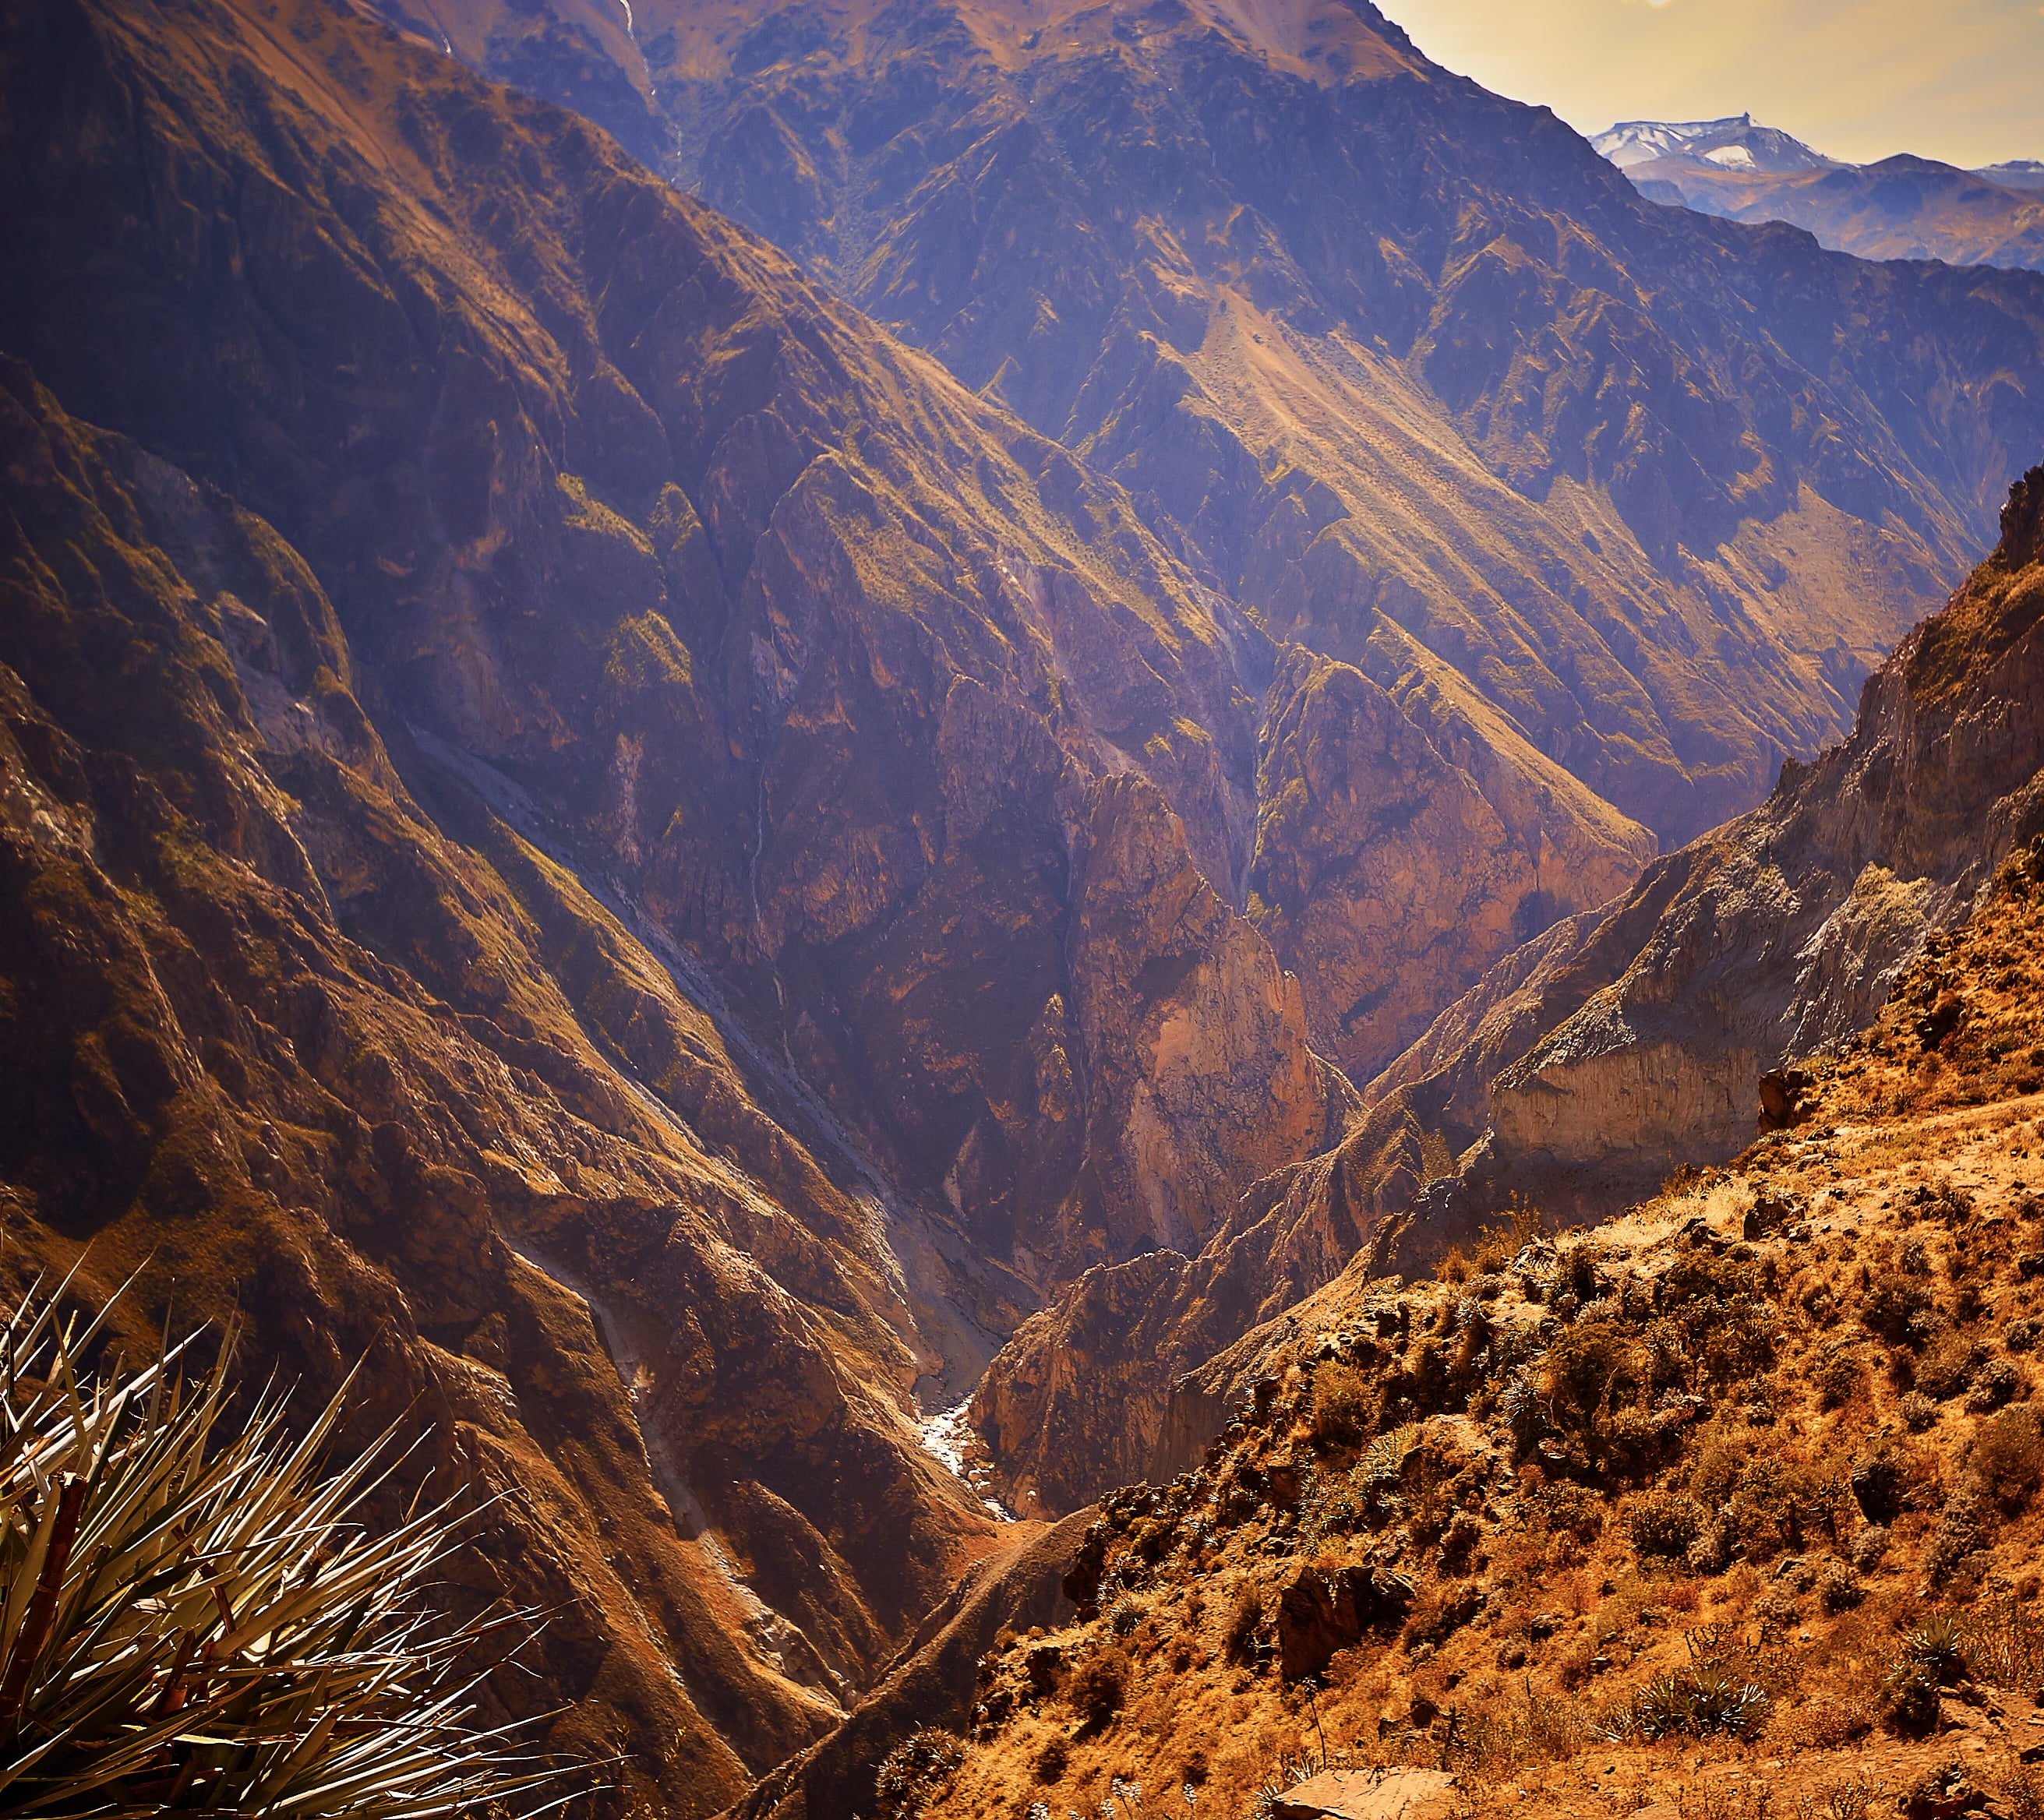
[874, 839, 2044, 1820]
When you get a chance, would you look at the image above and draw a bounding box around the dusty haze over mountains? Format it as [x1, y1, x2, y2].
[1, 0, 2042, 1811]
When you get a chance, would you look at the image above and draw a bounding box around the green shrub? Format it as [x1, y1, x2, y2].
[1967, 1360, 2021, 1413]
[1877, 1614, 1972, 1737]
[1607, 1665, 1770, 1741]
[1818, 1558, 1866, 1613]
[1864, 1277, 1935, 1343]
[1876, 1661, 1942, 1737]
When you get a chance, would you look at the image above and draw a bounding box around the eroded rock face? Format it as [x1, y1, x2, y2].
[1378, 464, 2044, 1224]
[0, 366, 884, 1812]
[0, 0, 1364, 1791]
[1250, 647, 1650, 1078]
[970, 1087, 1442, 1514]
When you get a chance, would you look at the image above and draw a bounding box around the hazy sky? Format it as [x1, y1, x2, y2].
[1371, 0, 2044, 168]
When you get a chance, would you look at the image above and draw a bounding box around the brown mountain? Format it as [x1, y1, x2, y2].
[0, 0, 1375, 1798]
[1628, 151, 2044, 273]
[362, 0, 2044, 1089]
[8, 0, 2044, 1801]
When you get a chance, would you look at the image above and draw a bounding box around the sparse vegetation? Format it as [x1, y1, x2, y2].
[947, 855, 2044, 1819]
[873, 1728, 968, 1818]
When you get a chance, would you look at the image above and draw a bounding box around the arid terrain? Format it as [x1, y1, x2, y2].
[0, 0, 2042, 1812]
[838, 838, 2044, 1820]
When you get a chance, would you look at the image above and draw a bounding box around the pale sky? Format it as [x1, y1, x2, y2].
[1371, 0, 2044, 169]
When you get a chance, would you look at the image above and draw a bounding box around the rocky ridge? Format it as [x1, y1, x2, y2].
[1600, 120, 2044, 273]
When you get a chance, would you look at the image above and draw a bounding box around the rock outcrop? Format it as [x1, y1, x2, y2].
[1375, 463, 2044, 1226]
[1250, 647, 1650, 1077]
[732, 1508, 1098, 1820]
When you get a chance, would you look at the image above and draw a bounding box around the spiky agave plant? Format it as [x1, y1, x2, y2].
[0, 1279, 561, 1818]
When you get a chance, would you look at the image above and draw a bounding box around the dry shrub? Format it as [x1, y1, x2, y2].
[1792, 1772, 1887, 1820]
[1813, 1349, 1865, 1411]
[1996, 1758, 2044, 1820]
[1311, 1362, 1372, 1446]
[1440, 1684, 1581, 1780]
[1724, 1452, 1851, 1561]
[1918, 1333, 1987, 1401]
[1900, 1390, 1939, 1432]
[1975, 1406, 2044, 1511]
[1630, 1490, 1708, 1561]
[1223, 1583, 1264, 1663]
[1785, 1694, 1875, 1750]
[1066, 1644, 1131, 1727]
[1954, 1598, 2044, 1689]
[1033, 1735, 1070, 1783]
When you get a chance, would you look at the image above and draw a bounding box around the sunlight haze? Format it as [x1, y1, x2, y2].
[1372, 0, 2044, 168]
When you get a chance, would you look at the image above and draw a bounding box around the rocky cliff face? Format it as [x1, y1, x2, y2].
[0, 0, 1363, 1798]
[1374, 464, 2044, 1229]
[963, 464, 2044, 1521]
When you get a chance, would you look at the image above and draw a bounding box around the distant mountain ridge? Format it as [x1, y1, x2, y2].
[1594, 114, 1837, 175]
[1598, 115, 2044, 272]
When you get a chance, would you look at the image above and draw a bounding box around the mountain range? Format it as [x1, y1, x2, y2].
[2, 0, 2043, 1810]
[1597, 115, 2044, 273]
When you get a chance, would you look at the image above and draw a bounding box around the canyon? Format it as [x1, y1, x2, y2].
[1, 0, 2042, 1810]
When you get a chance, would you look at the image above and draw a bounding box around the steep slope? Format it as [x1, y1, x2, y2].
[1376, 462, 2044, 1226]
[0, 360, 884, 1814]
[969, 464, 2044, 1519]
[377, 0, 2044, 1083]
[0, 0, 1377, 1798]
[906, 881, 2044, 1817]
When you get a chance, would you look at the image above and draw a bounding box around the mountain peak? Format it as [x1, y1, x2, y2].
[1592, 112, 1835, 175]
